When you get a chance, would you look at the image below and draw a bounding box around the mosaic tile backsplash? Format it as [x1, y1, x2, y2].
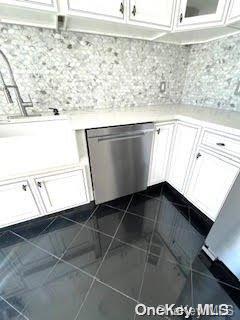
[0, 23, 189, 115]
[0, 23, 240, 115]
[182, 32, 240, 111]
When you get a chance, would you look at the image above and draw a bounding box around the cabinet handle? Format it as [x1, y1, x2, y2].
[196, 152, 202, 159]
[120, 2, 124, 14]
[216, 142, 225, 147]
[22, 184, 27, 191]
[180, 13, 183, 23]
[157, 128, 160, 135]
[132, 5, 136, 16]
[37, 181, 42, 188]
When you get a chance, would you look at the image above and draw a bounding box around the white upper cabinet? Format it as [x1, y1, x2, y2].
[175, 0, 229, 30]
[167, 122, 200, 193]
[148, 123, 174, 186]
[185, 149, 239, 221]
[65, 0, 125, 21]
[58, 0, 168, 40]
[35, 169, 89, 213]
[226, 0, 240, 24]
[0, 0, 58, 29]
[0, 0, 57, 11]
[0, 179, 40, 228]
[128, 0, 175, 30]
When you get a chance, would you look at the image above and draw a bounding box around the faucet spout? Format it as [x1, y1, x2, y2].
[0, 49, 33, 116]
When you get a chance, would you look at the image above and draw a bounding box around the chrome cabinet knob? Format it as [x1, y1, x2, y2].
[132, 5, 136, 16]
[120, 2, 124, 14]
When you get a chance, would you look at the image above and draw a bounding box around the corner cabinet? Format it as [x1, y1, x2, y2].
[0, 179, 40, 228]
[148, 123, 174, 186]
[185, 149, 239, 221]
[34, 169, 89, 213]
[175, 0, 229, 30]
[167, 122, 200, 193]
[128, 0, 175, 30]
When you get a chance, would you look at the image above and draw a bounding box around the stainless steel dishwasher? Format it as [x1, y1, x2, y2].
[86, 123, 154, 204]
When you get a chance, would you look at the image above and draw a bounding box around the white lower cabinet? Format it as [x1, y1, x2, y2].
[167, 122, 200, 193]
[0, 167, 89, 227]
[0, 179, 40, 227]
[35, 169, 89, 214]
[148, 123, 174, 186]
[185, 149, 239, 221]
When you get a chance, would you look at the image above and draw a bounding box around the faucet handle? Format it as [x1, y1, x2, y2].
[49, 108, 60, 116]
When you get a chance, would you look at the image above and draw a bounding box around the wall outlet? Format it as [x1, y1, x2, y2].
[160, 81, 166, 93]
[234, 81, 240, 96]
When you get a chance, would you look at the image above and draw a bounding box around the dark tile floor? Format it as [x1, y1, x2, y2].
[0, 183, 239, 319]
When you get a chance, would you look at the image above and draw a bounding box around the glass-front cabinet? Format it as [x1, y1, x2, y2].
[175, 0, 229, 30]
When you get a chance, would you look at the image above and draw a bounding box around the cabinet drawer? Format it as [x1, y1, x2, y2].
[201, 130, 240, 158]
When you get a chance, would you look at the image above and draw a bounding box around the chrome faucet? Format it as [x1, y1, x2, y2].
[0, 49, 33, 116]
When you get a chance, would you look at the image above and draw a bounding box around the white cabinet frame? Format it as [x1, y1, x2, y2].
[0, 0, 58, 11]
[63, 0, 127, 23]
[127, 0, 176, 30]
[0, 178, 41, 228]
[148, 122, 174, 186]
[226, 0, 240, 24]
[185, 147, 239, 221]
[34, 167, 90, 214]
[166, 121, 201, 194]
[174, 0, 229, 30]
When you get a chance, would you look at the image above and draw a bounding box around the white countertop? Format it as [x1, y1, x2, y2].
[68, 104, 240, 133]
[1, 104, 240, 133]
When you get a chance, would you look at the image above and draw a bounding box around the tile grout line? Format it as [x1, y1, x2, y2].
[133, 186, 165, 320]
[105, 199, 191, 228]
[96, 278, 139, 303]
[105, 203, 156, 222]
[63, 200, 194, 280]
[138, 191, 189, 208]
[0, 296, 30, 320]
[188, 205, 194, 309]
[6, 188, 210, 319]
[72, 194, 135, 320]
[59, 205, 100, 259]
[61, 214, 193, 281]
[13, 205, 99, 319]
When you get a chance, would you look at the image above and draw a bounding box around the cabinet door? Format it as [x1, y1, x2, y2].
[167, 122, 199, 193]
[35, 169, 89, 213]
[67, 0, 125, 21]
[148, 124, 174, 186]
[0, 180, 40, 227]
[0, 0, 57, 10]
[227, 0, 240, 24]
[129, 0, 175, 29]
[186, 150, 239, 221]
[176, 0, 228, 29]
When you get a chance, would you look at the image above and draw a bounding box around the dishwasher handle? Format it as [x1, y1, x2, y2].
[97, 130, 152, 142]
